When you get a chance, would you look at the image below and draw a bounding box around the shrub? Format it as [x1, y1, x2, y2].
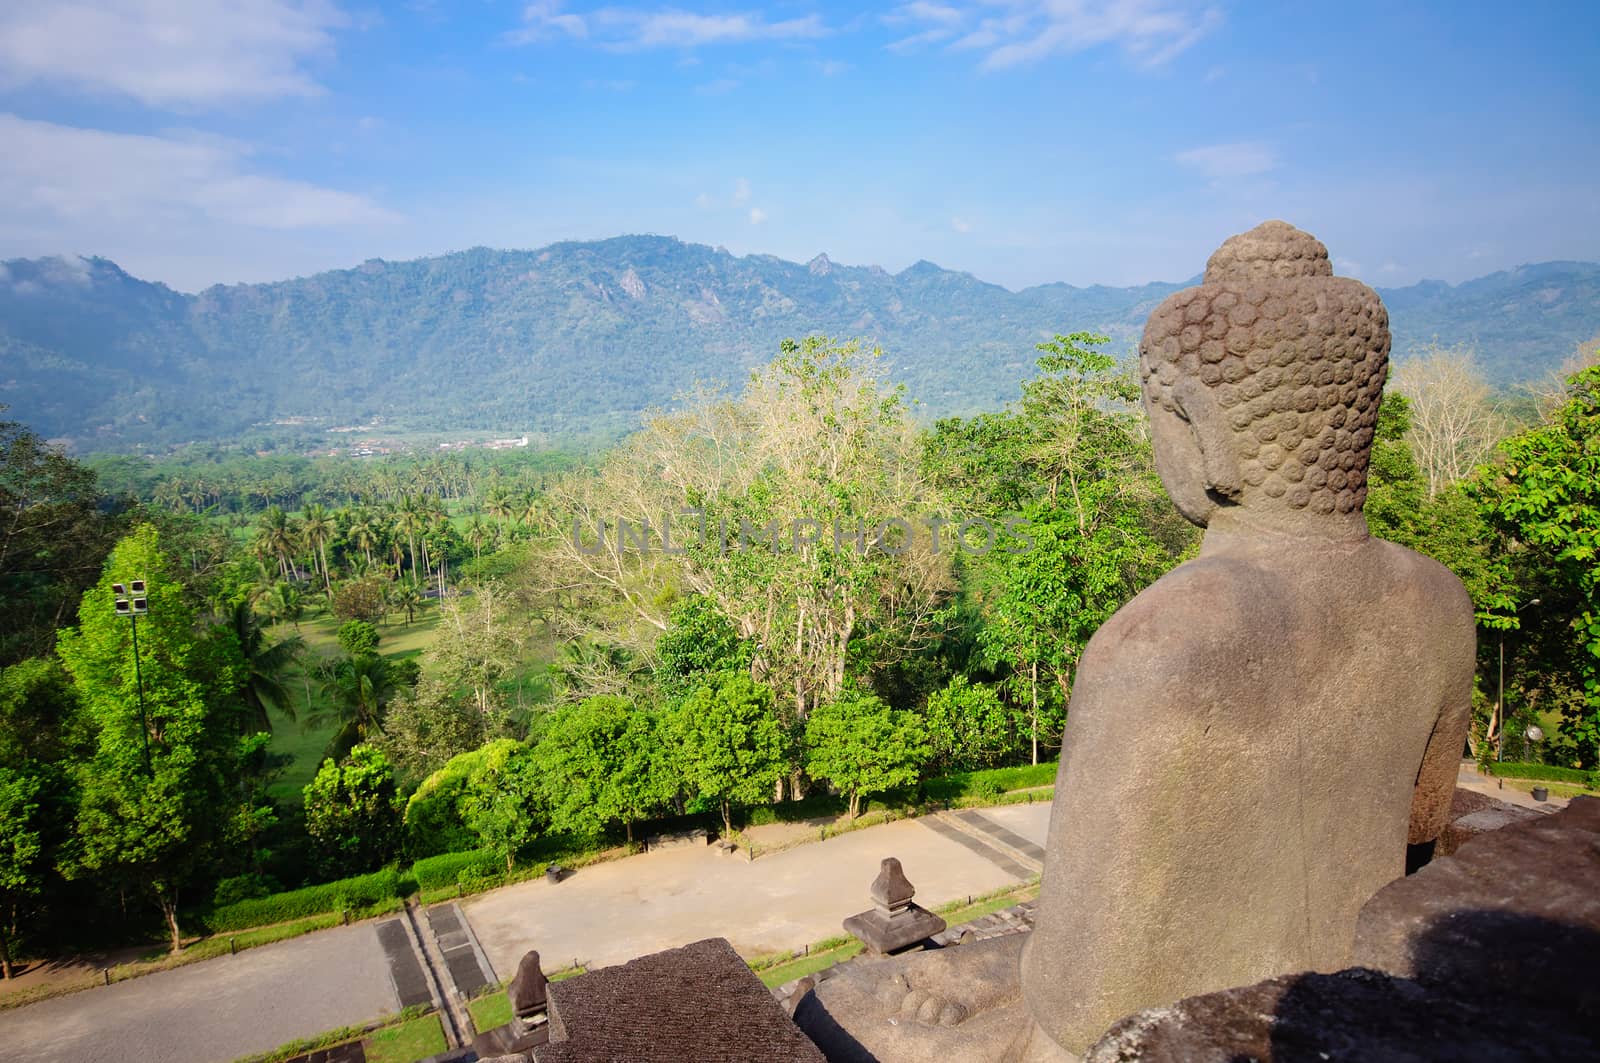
[212, 873, 280, 907]
[404, 739, 523, 858]
[203, 868, 403, 933]
[921, 761, 1057, 803]
[1485, 761, 1598, 788]
[411, 848, 502, 893]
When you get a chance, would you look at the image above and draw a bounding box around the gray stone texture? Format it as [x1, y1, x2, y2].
[1081, 795, 1600, 1061]
[842, 858, 948, 955]
[534, 937, 824, 1063]
[1018, 220, 1477, 1055]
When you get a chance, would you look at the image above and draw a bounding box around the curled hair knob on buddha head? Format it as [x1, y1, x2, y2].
[1140, 220, 1390, 526]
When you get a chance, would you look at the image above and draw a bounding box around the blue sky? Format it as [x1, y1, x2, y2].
[0, 1, 1595, 292]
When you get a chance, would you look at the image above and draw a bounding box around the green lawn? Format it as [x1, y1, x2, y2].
[364, 1013, 446, 1063]
[467, 992, 512, 1034]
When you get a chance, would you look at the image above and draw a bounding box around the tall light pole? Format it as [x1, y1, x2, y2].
[113, 580, 153, 777]
[1496, 597, 1540, 763]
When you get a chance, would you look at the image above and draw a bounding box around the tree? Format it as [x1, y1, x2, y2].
[0, 412, 117, 665]
[461, 743, 544, 872]
[531, 696, 673, 844]
[336, 619, 380, 658]
[56, 524, 247, 953]
[221, 598, 303, 733]
[805, 690, 929, 818]
[301, 503, 337, 593]
[922, 675, 1018, 772]
[332, 576, 388, 624]
[302, 745, 401, 877]
[1474, 366, 1600, 766]
[377, 677, 488, 786]
[0, 768, 42, 979]
[1392, 344, 1505, 496]
[430, 582, 521, 728]
[669, 673, 788, 836]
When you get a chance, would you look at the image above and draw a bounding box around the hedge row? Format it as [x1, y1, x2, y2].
[1485, 761, 1598, 788]
[411, 848, 503, 892]
[920, 761, 1058, 803]
[202, 868, 404, 933]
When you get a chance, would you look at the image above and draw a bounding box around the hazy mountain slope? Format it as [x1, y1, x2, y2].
[1, 237, 1595, 449]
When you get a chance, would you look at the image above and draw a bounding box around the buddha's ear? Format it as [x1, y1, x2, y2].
[1174, 378, 1242, 501]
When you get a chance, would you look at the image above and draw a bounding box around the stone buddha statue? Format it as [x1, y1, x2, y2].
[796, 221, 1476, 1061]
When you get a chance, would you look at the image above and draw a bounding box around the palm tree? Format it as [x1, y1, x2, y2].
[345, 508, 380, 570]
[394, 495, 426, 585]
[222, 599, 305, 733]
[464, 513, 490, 561]
[392, 583, 422, 626]
[313, 651, 399, 760]
[483, 485, 515, 527]
[255, 506, 300, 580]
[301, 503, 337, 593]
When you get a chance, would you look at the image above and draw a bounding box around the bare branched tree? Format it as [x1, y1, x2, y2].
[1391, 342, 1505, 495]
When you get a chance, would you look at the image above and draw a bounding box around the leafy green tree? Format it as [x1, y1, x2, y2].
[532, 696, 673, 844]
[0, 412, 118, 665]
[0, 768, 42, 978]
[302, 745, 401, 878]
[332, 577, 388, 624]
[654, 596, 751, 698]
[922, 675, 1018, 772]
[336, 620, 380, 658]
[378, 677, 489, 786]
[56, 524, 247, 953]
[1475, 366, 1600, 765]
[669, 673, 788, 836]
[462, 744, 544, 872]
[315, 650, 406, 762]
[805, 690, 929, 818]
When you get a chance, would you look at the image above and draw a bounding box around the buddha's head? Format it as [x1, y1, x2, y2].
[1139, 221, 1390, 532]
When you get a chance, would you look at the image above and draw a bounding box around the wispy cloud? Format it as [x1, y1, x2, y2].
[748, 207, 767, 224]
[951, 215, 973, 233]
[0, 0, 348, 108]
[694, 77, 740, 95]
[884, 0, 1220, 70]
[509, 4, 828, 50]
[0, 113, 398, 231]
[1174, 140, 1276, 180]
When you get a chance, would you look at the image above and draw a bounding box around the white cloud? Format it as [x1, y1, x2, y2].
[748, 207, 767, 224]
[509, 4, 827, 50]
[0, 113, 398, 232]
[1174, 141, 1276, 180]
[506, 1, 589, 43]
[0, 0, 348, 108]
[951, 216, 973, 233]
[885, 0, 1220, 70]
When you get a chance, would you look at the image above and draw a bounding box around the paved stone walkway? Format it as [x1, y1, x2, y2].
[463, 803, 1052, 981]
[0, 922, 400, 1063]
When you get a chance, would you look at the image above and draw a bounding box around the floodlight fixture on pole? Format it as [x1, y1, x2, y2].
[114, 580, 154, 777]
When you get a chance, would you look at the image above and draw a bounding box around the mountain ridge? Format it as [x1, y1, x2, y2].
[2, 235, 1597, 451]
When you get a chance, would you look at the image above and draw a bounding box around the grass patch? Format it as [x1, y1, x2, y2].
[364, 1012, 446, 1063]
[467, 992, 513, 1034]
[231, 1004, 432, 1063]
[467, 965, 586, 1035]
[1496, 777, 1591, 800]
[933, 880, 1040, 925]
[754, 942, 864, 989]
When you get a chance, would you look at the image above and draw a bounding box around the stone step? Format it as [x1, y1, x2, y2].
[932, 810, 1044, 876]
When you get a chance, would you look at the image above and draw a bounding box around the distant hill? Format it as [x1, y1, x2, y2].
[1, 237, 1596, 451]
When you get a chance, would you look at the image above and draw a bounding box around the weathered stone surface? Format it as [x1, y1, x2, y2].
[842, 905, 947, 956]
[1017, 220, 1477, 1055]
[870, 858, 917, 914]
[1083, 965, 1597, 1062]
[1354, 794, 1600, 1013]
[1080, 795, 1600, 1061]
[534, 937, 824, 1063]
[508, 950, 548, 1020]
